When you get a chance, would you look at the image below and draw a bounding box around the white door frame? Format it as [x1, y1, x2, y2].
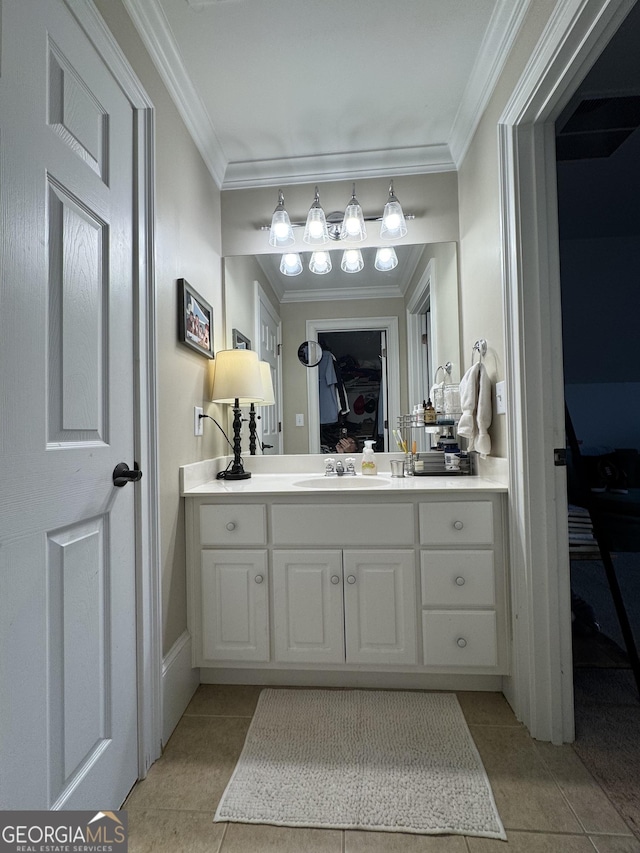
[406, 258, 434, 419]
[498, 0, 634, 742]
[68, 0, 162, 775]
[306, 317, 401, 454]
[254, 282, 283, 454]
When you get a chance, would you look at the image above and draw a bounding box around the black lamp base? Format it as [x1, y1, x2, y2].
[222, 467, 251, 481]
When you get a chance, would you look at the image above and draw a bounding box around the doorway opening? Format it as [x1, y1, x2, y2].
[317, 330, 387, 453]
[305, 316, 400, 455]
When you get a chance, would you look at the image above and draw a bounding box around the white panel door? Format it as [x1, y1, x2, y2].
[257, 286, 281, 454]
[343, 550, 417, 665]
[200, 550, 269, 663]
[272, 550, 344, 664]
[0, 0, 139, 809]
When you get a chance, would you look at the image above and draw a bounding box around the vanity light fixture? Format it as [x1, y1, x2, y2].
[303, 186, 330, 245]
[309, 250, 332, 274]
[268, 189, 295, 247]
[280, 252, 303, 276]
[380, 180, 407, 239]
[339, 184, 366, 242]
[374, 246, 398, 271]
[341, 248, 364, 273]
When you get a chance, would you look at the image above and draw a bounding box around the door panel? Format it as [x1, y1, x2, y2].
[0, 0, 138, 809]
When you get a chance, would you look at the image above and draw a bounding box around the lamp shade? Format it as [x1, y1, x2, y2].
[210, 349, 264, 404]
[280, 252, 303, 276]
[257, 361, 276, 406]
[303, 187, 329, 245]
[268, 190, 295, 247]
[374, 246, 398, 271]
[341, 248, 364, 273]
[340, 185, 366, 241]
[380, 180, 407, 240]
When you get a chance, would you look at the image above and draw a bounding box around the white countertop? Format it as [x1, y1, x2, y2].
[181, 455, 507, 496]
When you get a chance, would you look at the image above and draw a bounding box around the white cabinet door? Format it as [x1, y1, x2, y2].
[343, 550, 417, 665]
[200, 550, 269, 663]
[273, 550, 344, 664]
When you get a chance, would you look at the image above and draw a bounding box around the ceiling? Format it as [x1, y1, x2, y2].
[123, 0, 531, 189]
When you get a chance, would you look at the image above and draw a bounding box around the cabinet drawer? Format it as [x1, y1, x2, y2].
[200, 504, 266, 546]
[419, 501, 493, 546]
[421, 551, 495, 607]
[422, 611, 497, 667]
[272, 504, 414, 546]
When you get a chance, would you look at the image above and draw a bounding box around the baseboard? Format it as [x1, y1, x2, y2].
[162, 630, 200, 746]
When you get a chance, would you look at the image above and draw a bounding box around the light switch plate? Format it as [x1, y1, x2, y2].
[295, 413, 304, 427]
[495, 381, 506, 415]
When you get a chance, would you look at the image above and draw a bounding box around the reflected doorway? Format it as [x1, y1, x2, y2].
[317, 330, 387, 453]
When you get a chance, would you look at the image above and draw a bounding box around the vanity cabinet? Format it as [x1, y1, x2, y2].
[419, 500, 501, 668]
[185, 487, 509, 683]
[272, 549, 416, 666]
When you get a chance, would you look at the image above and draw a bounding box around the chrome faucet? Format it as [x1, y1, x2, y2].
[345, 457, 356, 475]
[324, 458, 336, 476]
[335, 460, 345, 476]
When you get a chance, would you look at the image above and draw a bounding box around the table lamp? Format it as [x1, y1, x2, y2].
[210, 349, 264, 479]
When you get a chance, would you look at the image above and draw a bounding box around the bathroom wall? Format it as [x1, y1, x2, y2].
[456, 0, 557, 460]
[94, 0, 225, 656]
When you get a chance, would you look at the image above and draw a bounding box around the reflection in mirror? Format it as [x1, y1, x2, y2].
[223, 242, 461, 453]
[297, 340, 323, 367]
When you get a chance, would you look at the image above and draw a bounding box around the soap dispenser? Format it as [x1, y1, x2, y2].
[361, 440, 377, 476]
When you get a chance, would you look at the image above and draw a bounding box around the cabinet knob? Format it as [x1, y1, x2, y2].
[456, 637, 467, 648]
[346, 575, 356, 585]
[225, 521, 236, 531]
[453, 520, 464, 530]
[330, 575, 340, 585]
[455, 576, 466, 586]
[254, 574, 264, 584]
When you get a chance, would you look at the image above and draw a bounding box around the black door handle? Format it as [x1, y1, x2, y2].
[113, 461, 142, 487]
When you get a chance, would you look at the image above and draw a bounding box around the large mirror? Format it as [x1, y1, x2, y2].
[223, 242, 461, 454]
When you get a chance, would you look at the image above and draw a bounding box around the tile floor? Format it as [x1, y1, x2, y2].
[124, 686, 640, 852]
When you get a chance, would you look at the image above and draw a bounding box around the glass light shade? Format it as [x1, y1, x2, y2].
[340, 186, 366, 241]
[309, 250, 332, 275]
[303, 186, 329, 244]
[341, 248, 364, 273]
[280, 252, 303, 276]
[380, 182, 407, 239]
[374, 246, 398, 271]
[210, 349, 264, 404]
[268, 190, 295, 247]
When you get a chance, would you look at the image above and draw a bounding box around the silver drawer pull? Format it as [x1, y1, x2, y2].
[455, 576, 466, 586]
[346, 575, 357, 585]
[456, 637, 467, 648]
[225, 521, 237, 531]
[330, 575, 340, 585]
[254, 574, 264, 584]
[453, 520, 464, 530]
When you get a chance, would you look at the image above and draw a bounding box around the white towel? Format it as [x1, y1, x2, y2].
[457, 362, 492, 457]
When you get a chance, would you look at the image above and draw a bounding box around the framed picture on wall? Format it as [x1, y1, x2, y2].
[232, 328, 251, 350]
[178, 278, 214, 359]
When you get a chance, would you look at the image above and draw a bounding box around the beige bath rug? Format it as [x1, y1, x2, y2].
[214, 688, 506, 839]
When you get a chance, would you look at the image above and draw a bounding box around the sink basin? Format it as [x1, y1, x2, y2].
[293, 476, 391, 489]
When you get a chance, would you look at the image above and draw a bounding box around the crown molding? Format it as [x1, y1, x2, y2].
[279, 284, 403, 304]
[222, 145, 455, 190]
[449, 0, 533, 167]
[122, 0, 227, 187]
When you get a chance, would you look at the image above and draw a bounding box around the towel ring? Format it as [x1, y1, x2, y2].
[434, 361, 452, 382]
[471, 339, 487, 363]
